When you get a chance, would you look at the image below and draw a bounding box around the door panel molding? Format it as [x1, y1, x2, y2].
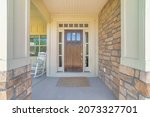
[64, 30, 83, 72]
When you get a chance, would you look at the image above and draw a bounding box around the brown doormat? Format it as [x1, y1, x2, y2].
[56, 77, 90, 87]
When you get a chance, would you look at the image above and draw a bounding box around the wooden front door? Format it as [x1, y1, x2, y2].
[64, 30, 83, 72]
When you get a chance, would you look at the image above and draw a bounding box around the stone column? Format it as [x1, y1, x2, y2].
[0, 0, 32, 100]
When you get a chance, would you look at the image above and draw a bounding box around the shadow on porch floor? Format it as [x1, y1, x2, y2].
[32, 75, 116, 100]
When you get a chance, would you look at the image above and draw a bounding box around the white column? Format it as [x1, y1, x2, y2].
[0, 0, 30, 71]
[145, 0, 150, 71]
[121, 0, 150, 72]
[0, 0, 8, 71]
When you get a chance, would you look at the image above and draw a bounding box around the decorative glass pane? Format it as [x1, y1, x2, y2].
[77, 33, 80, 41]
[69, 24, 73, 27]
[84, 24, 88, 27]
[74, 24, 78, 27]
[86, 44, 89, 55]
[67, 33, 71, 41]
[59, 24, 63, 27]
[59, 56, 62, 67]
[85, 32, 89, 43]
[85, 56, 89, 67]
[59, 32, 62, 43]
[59, 44, 62, 55]
[40, 46, 46, 52]
[79, 24, 83, 27]
[72, 33, 76, 41]
[64, 24, 68, 27]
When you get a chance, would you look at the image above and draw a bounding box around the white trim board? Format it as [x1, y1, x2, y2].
[46, 15, 98, 77]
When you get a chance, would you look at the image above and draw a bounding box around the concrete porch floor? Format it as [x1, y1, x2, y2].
[32, 75, 116, 100]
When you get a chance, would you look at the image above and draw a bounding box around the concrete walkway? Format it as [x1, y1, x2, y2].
[32, 75, 116, 100]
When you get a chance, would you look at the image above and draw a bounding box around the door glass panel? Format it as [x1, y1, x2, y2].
[72, 33, 76, 41]
[77, 33, 80, 41]
[85, 32, 89, 43]
[85, 32, 89, 68]
[86, 44, 88, 55]
[59, 56, 62, 67]
[85, 56, 89, 67]
[59, 32, 62, 43]
[67, 33, 71, 41]
[59, 44, 62, 55]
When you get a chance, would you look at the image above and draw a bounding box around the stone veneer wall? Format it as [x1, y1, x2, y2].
[98, 0, 150, 100]
[98, 0, 121, 98]
[0, 65, 32, 100]
[119, 65, 150, 100]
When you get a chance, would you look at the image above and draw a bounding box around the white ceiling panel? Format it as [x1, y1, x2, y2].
[42, 0, 108, 15]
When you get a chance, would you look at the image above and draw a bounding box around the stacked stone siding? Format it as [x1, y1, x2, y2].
[98, 0, 150, 100]
[0, 65, 32, 100]
[119, 65, 150, 100]
[98, 0, 121, 98]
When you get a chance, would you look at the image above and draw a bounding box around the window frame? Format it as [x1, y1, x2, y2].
[30, 35, 47, 57]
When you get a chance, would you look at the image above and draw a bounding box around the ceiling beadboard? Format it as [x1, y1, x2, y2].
[42, 0, 108, 15]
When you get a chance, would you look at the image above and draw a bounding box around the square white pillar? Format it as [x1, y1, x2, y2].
[0, 0, 30, 71]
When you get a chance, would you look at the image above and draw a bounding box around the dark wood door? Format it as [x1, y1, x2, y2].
[64, 30, 83, 72]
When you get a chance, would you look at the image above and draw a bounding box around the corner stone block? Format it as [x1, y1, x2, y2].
[119, 65, 134, 77]
[140, 71, 150, 83]
[0, 71, 13, 82]
[135, 79, 150, 97]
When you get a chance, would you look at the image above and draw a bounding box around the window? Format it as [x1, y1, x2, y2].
[84, 24, 88, 28]
[67, 33, 71, 41]
[72, 33, 76, 41]
[85, 32, 89, 68]
[30, 35, 47, 56]
[77, 33, 81, 41]
[58, 32, 63, 67]
[59, 24, 63, 27]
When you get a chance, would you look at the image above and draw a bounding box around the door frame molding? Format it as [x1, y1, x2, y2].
[57, 23, 90, 72]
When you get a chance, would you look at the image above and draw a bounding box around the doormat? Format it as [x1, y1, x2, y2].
[56, 77, 90, 87]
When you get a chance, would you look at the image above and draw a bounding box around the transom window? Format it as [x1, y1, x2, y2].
[58, 23, 89, 28]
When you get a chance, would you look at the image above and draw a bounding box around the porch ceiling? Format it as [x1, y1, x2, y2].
[42, 0, 108, 15]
